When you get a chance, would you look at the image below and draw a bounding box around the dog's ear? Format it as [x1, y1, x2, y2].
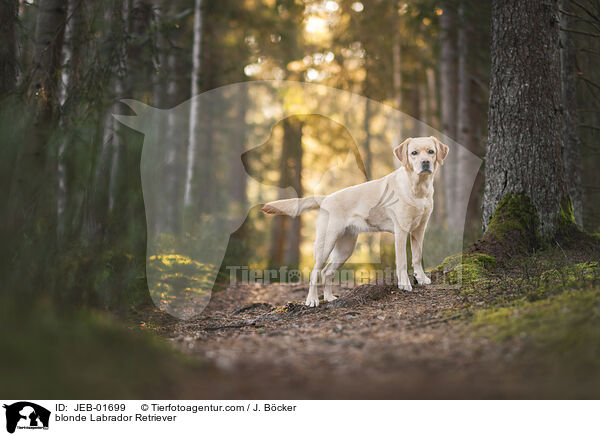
[394, 138, 411, 168]
[431, 136, 449, 166]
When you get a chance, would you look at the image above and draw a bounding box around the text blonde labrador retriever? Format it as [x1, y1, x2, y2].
[262, 136, 449, 307]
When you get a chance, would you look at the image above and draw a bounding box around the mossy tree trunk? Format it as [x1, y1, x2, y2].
[483, 0, 569, 240]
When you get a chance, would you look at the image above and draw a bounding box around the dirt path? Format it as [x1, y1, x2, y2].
[152, 281, 559, 399]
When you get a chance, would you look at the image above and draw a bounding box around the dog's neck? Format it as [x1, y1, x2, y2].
[407, 170, 433, 199]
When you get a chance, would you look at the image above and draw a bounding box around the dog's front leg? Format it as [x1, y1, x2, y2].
[394, 228, 412, 291]
[411, 225, 431, 285]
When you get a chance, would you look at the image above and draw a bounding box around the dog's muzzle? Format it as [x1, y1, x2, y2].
[420, 161, 432, 174]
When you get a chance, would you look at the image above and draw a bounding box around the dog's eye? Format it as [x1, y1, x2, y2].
[428, 149, 435, 154]
[411, 151, 418, 156]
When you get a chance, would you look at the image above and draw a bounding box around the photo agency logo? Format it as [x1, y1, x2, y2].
[3, 402, 50, 434]
[113, 81, 481, 319]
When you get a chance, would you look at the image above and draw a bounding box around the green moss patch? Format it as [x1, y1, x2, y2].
[487, 194, 539, 243]
[429, 252, 496, 289]
[472, 194, 593, 262]
[471, 288, 600, 373]
[470, 193, 540, 260]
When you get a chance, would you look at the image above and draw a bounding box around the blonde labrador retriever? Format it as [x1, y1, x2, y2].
[262, 136, 449, 307]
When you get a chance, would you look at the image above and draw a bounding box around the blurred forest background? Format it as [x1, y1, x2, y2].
[1, 0, 492, 310]
[2, 0, 598, 308]
[1, 0, 600, 397]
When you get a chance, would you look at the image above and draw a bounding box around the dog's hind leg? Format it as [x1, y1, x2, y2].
[306, 212, 342, 307]
[322, 232, 357, 302]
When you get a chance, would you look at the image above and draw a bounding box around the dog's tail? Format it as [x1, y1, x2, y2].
[261, 196, 324, 217]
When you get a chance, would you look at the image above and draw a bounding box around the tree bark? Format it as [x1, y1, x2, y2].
[559, 0, 583, 226]
[483, 0, 569, 239]
[0, 0, 18, 98]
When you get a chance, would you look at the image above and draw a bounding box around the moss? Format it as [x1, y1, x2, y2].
[486, 194, 538, 241]
[484, 193, 540, 255]
[555, 195, 587, 244]
[429, 252, 496, 288]
[527, 261, 600, 301]
[558, 196, 575, 226]
[471, 288, 600, 372]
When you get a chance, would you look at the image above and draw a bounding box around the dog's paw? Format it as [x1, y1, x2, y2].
[324, 294, 338, 302]
[305, 295, 320, 307]
[415, 275, 431, 285]
[398, 283, 413, 292]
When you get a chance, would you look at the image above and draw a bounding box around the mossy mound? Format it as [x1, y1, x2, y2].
[471, 288, 600, 377]
[429, 252, 496, 289]
[473, 260, 600, 305]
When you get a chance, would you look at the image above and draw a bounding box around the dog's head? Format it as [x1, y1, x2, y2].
[394, 136, 449, 175]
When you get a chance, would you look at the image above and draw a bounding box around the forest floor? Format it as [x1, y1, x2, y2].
[141, 244, 600, 399]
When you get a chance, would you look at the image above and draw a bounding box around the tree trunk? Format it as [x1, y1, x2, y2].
[230, 86, 249, 208]
[152, 3, 168, 234]
[559, 0, 583, 227]
[107, 0, 130, 213]
[57, 0, 86, 239]
[426, 67, 439, 130]
[439, 0, 458, 230]
[0, 0, 18, 98]
[418, 79, 428, 136]
[184, 0, 203, 207]
[16, 0, 67, 218]
[269, 125, 291, 268]
[29, 0, 67, 118]
[456, 1, 472, 232]
[392, 27, 402, 112]
[483, 0, 570, 240]
[7, 0, 66, 295]
[284, 118, 303, 268]
[363, 98, 372, 180]
[81, 4, 124, 240]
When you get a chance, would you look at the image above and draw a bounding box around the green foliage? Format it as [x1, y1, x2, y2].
[147, 253, 218, 305]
